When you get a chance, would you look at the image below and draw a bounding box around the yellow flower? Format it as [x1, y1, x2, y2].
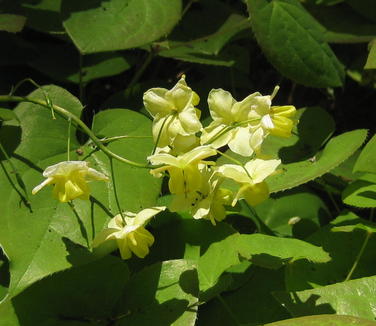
[201, 87, 296, 156]
[170, 168, 233, 225]
[32, 161, 108, 202]
[143, 75, 202, 151]
[148, 145, 216, 195]
[216, 159, 280, 206]
[92, 207, 166, 259]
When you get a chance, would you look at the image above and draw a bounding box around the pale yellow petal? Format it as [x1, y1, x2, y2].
[143, 88, 173, 118]
[217, 164, 250, 184]
[178, 107, 202, 133]
[32, 177, 54, 195]
[134, 206, 166, 226]
[228, 126, 254, 157]
[244, 159, 281, 184]
[207, 88, 235, 123]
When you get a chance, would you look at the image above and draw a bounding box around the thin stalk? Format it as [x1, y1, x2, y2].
[215, 148, 253, 181]
[67, 117, 72, 161]
[0, 140, 30, 203]
[345, 232, 372, 281]
[327, 190, 341, 214]
[151, 115, 172, 155]
[68, 201, 89, 248]
[0, 95, 149, 168]
[127, 50, 154, 89]
[100, 135, 152, 144]
[109, 157, 125, 223]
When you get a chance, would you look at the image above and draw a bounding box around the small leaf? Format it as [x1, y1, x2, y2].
[62, 0, 182, 54]
[267, 129, 368, 193]
[275, 275, 376, 320]
[0, 14, 26, 33]
[0, 108, 18, 122]
[246, 0, 344, 87]
[354, 134, 376, 173]
[365, 40, 376, 69]
[342, 173, 376, 208]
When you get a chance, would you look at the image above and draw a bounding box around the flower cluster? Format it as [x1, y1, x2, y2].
[32, 75, 296, 259]
[146, 76, 296, 224]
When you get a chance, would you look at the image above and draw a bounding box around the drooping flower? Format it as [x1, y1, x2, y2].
[148, 145, 217, 195]
[216, 158, 281, 206]
[92, 206, 166, 259]
[143, 75, 202, 152]
[201, 87, 296, 156]
[170, 167, 233, 225]
[32, 161, 108, 202]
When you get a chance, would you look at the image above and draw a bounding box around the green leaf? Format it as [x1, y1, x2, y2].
[255, 187, 329, 238]
[62, 0, 182, 54]
[354, 134, 376, 173]
[246, 0, 344, 87]
[0, 108, 18, 122]
[0, 86, 160, 297]
[342, 173, 376, 208]
[116, 259, 199, 326]
[89, 109, 161, 212]
[29, 42, 132, 84]
[264, 315, 376, 326]
[365, 40, 376, 69]
[158, 0, 251, 67]
[0, 256, 128, 326]
[285, 212, 376, 291]
[275, 275, 376, 320]
[198, 232, 330, 298]
[305, 4, 376, 44]
[267, 129, 368, 193]
[197, 267, 289, 326]
[0, 14, 26, 33]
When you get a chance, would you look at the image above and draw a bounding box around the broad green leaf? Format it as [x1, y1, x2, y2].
[0, 14, 26, 33]
[285, 212, 376, 291]
[267, 129, 368, 192]
[197, 267, 289, 326]
[246, 0, 344, 87]
[331, 150, 364, 181]
[0, 256, 128, 326]
[198, 232, 330, 297]
[235, 234, 330, 268]
[305, 4, 376, 44]
[62, 0, 182, 54]
[158, 0, 250, 67]
[365, 40, 376, 69]
[30, 42, 132, 84]
[116, 259, 199, 326]
[0, 108, 18, 122]
[21, 0, 63, 33]
[255, 187, 329, 238]
[275, 275, 376, 320]
[342, 174, 376, 208]
[0, 86, 160, 297]
[89, 109, 161, 212]
[264, 315, 376, 326]
[354, 134, 376, 173]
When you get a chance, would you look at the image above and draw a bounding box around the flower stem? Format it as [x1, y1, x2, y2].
[0, 95, 150, 168]
[345, 231, 372, 281]
[67, 117, 72, 161]
[109, 157, 125, 223]
[215, 149, 253, 181]
[216, 294, 240, 325]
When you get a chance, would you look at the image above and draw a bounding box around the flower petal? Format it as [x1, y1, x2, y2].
[228, 127, 254, 157]
[143, 88, 173, 118]
[244, 159, 281, 183]
[208, 88, 235, 123]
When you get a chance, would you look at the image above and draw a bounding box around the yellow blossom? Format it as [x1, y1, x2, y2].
[148, 145, 216, 195]
[143, 75, 202, 152]
[201, 87, 296, 156]
[92, 207, 166, 259]
[216, 159, 280, 206]
[32, 161, 108, 202]
[170, 167, 233, 225]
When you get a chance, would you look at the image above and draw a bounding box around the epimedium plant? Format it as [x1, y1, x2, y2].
[0, 0, 376, 326]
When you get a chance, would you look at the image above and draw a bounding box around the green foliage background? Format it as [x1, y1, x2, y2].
[0, 0, 376, 325]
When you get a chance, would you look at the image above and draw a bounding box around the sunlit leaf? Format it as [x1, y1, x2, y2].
[246, 0, 344, 87]
[62, 0, 182, 54]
